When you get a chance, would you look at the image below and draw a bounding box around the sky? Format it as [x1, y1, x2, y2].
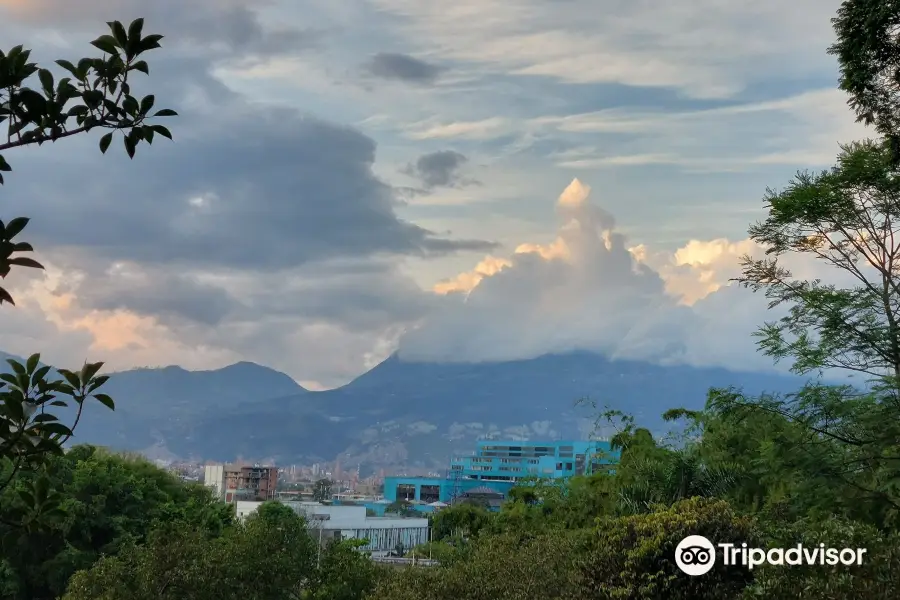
[0, 0, 874, 389]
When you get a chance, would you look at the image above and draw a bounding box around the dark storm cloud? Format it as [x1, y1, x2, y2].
[75, 269, 239, 326]
[65, 257, 434, 331]
[402, 150, 478, 189]
[1, 0, 317, 59]
[364, 52, 444, 84]
[5, 110, 495, 270]
[0, 0, 491, 356]
[238, 261, 439, 330]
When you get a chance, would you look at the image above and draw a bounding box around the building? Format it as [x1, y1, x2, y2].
[204, 464, 226, 499]
[383, 440, 619, 511]
[204, 463, 278, 502]
[235, 500, 429, 556]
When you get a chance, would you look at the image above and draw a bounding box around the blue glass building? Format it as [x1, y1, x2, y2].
[381, 440, 618, 511]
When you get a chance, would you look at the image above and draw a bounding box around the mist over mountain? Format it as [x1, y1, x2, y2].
[3, 348, 810, 472]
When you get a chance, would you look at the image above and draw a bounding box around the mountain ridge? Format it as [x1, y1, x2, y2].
[1, 349, 811, 472]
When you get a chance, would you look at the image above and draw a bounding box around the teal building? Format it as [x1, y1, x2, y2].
[381, 440, 618, 511]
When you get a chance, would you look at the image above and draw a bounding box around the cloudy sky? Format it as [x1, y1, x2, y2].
[0, 0, 872, 389]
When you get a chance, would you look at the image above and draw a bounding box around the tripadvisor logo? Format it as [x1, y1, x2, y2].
[675, 535, 867, 576]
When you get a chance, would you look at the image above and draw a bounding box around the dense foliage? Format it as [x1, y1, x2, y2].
[0, 19, 177, 526]
[3, 1, 900, 598]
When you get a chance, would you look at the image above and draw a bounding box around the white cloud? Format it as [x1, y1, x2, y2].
[1, 177, 835, 382]
[400, 178, 806, 373]
[367, 0, 841, 98]
[541, 88, 872, 171]
[404, 117, 510, 141]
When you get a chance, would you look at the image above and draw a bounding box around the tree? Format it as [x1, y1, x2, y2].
[746, 515, 900, 598]
[430, 503, 492, 542]
[729, 139, 900, 525]
[226, 502, 317, 598]
[64, 502, 319, 600]
[830, 0, 900, 162]
[312, 478, 332, 503]
[576, 498, 758, 600]
[0, 19, 176, 509]
[307, 538, 382, 600]
[0, 446, 232, 600]
[62, 527, 223, 600]
[371, 530, 583, 600]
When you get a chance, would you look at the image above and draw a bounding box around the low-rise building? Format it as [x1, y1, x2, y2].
[235, 500, 429, 556]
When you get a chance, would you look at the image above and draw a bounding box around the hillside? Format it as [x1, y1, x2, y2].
[63, 361, 308, 452]
[153, 351, 809, 471]
[2, 349, 810, 471]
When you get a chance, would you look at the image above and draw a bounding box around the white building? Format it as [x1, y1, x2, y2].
[235, 500, 429, 556]
[204, 464, 225, 500]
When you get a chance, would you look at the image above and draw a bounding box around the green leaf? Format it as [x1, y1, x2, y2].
[3, 396, 24, 422]
[81, 361, 104, 382]
[140, 94, 155, 114]
[99, 132, 113, 154]
[109, 21, 129, 49]
[34, 477, 49, 505]
[93, 393, 115, 410]
[4, 216, 29, 239]
[124, 134, 136, 159]
[37, 422, 73, 437]
[7, 257, 44, 270]
[127, 18, 145, 45]
[90, 35, 120, 55]
[8, 359, 26, 377]
[152, 108, 178, 117]
[0, 155, 10, 171]
[25, 353, 39, 373]
[141, 34, 164, 51]
[130, 60, 149, 75]
[122, 95, 139, 115]
[152, 124, 172, 140]
[56, 369, 81, 390]
[38, 69, 53, 95]
[34, 365, 51, 382]
[32, 413, 58, 423]
[55, 59, 78, 77]
[0, 287, 14, 305]
[76, 58, 93, 79]
[17, 490, 34, 507]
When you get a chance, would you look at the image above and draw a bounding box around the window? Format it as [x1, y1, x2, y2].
[421, 485, 440, 503]
[566, 462, 573, 470]
[555, 463, 563, 470]
[396, 484, 416, 501]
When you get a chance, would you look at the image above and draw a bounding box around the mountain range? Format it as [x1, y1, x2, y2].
[2, 349, 808, 473]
